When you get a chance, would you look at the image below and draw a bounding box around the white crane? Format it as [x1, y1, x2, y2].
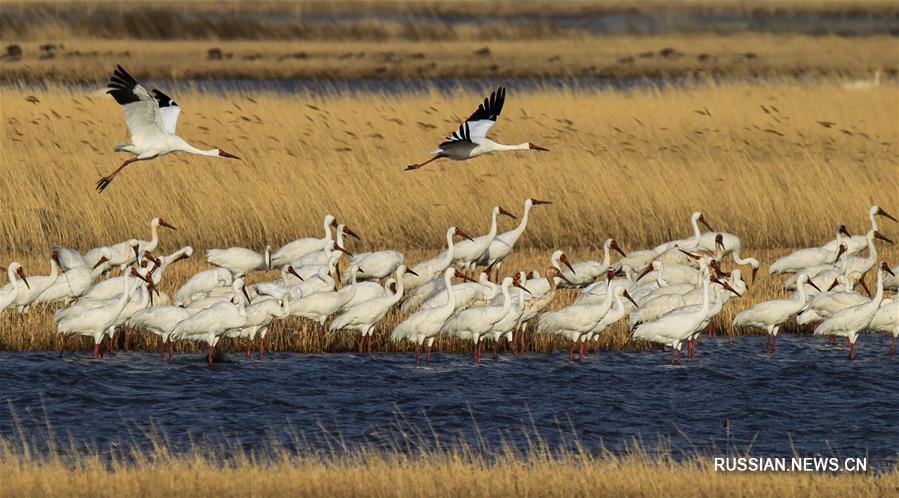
[768, 225, 849, 274]
[4, 256, 58, 312]
[477, 198, 553, 276]
[515, 266, 572, 340]
[207, 245, 271, 277]
[452, 206, 516, 270]
[403, 226, 473, 290]
[57, 270, 145, 358]
[814, 262, 894, 359]
[695, 230, 760, 282]
[539, 283, 633, 361]
[127, 305, 194, 361]
[733, 273, 820, 353]
[342, 249, 403, 283]
[577, 285, 639, 359]
[558, 239, 627, 288]
[442, 276, 526, 362]
[174, 268, 233, 306]
[0, 263, 29, 314]
[390, 268, 461, 365]
[330, 266, 413, 354]
[842, 230, 893, 294]
[271, 215, 351, 268]
[289, 269, 361, 324]
[822, 205, 895, 255]
[632, 276, 717, 365]
[405, 87, 548, 171]
[868, 298, 898, 354]
[225, 294, 291, 359]
[653, 211, 715, 254]
[84, 217, 176, 271]
[171, 279, 250, 364]
[97, 65, 239, 192]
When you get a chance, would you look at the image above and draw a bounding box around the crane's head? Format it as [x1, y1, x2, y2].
[341, 225, 361, 241]
[715, 233, 725, 251]
[157, 218, 177, 230]
[92, 256, 109, 270]
[529, 198, 553, 206]
[882, 261, 896, 276]
[216, 149, 240, 159]
[557, 252, 576, 274]
[875, 206, 897, 222]
[697, 213, 713, 231]
[838, 225, 851, 237]
[528, 143, 549, 151]
[548, 266, 574, 287]
[453, 227, 474, 242]
[16, 265, 29, 289]
[609, 239, 627, 257]
[874, 230, 894, 245]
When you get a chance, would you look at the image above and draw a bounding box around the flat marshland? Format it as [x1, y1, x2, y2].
[0, 79, 897, 353]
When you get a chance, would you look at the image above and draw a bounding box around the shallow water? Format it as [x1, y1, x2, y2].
[2, 334, 898, 466]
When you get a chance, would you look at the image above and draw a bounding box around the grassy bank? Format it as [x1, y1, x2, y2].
[2, 436, 897, 498]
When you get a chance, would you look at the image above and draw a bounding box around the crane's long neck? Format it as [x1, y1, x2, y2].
[499, 283, 512, 315]
[873, 268, 885, 305]
[442, 273, 456, 316]
[148, 222, 159, 249]
[323, 218, 333, 240]
[601, 240, 612, 268]
[486, 141, 530, 152]
[869, 209, 879, 233]
[487, 210, 499, 239]
[863, 234, 878, 265]
[336, 229, 345, 249]
[390, 278, 406, 306]
[509, 203, 532, 240]
[441, 231, 455, 267]
[700, 281, 712, 314]
[795, 279, 810, 306]
[691, 216, 702, 240]
[180, 143, 219, 157]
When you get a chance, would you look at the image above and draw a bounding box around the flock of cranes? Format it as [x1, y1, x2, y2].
[1, 204, 895, 366]
[96, 66, 544, 192]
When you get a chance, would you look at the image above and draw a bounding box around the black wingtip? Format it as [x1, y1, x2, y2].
[107, 65, 141, 105]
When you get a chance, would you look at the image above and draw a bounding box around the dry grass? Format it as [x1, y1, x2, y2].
[2, 433, 898, 498]
[1, 36, 895, 82]
[0, 80, 897, 353]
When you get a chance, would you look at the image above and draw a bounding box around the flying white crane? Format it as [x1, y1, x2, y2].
[207, 245, 272, 277]
[814, 262, 894, 359]
[821, 205, 895, 255]
[452, 206, 516, 270]
[733, 273, 820, 353]
[405, 87, 548, 171]
[390, 268, 462, 365]
[477, 198, 553, 276]
[331, 266, 413, 355]
[97, 65, 239, 192]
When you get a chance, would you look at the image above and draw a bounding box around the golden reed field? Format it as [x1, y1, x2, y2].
[3, 438, 898, 498]
[0, 80, 897, 354]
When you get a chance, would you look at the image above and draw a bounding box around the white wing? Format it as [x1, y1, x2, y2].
[152, 89, 182, 135]
[106, 65, 169, 144]
[440, 86, 505, 146]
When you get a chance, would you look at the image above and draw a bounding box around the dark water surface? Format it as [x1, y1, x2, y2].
[2, 335, 898, 466]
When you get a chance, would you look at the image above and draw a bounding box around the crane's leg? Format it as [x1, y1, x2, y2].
[416, 345, 421, 366]
[246, 339, 253, 357]
[58, 335, 68, 359]
[96, 157, 139, 193]
[890, 336, 896, 355]
[92, 343, 101, 359]
[425, 345, 432, 366]
[168, 340, 174, 361]
[124, 326, 132, 352]
[367, 334, 373, 356]
[259, 337, 265, 360]
[848, 342, 856, 361]
[568, 342, 575, 362]
[404, 155, 445, 171]
[358, 335, 364, 354]
[207, 343, 214, 365]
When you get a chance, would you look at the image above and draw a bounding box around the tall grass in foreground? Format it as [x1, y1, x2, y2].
[2, 431, 897, 498]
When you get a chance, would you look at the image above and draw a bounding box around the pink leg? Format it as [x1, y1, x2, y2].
[92, 343, 101, 359]
[426, 345, 432, 366]
[568, 342, 575, 361]
[246, 339, 253, 358]
[207, 344, 214, 365]
[367, 335, 373, 356]
[168, 340, 174, 361]
[415, 345, 421, 366]
[358, 335, 364, 354]
[848, 343, 856, 361]
[259, 338, 265, 360]
[59, 335, 68, 359]
[773, 335, 777, 353]
[890, 336, 896, 355]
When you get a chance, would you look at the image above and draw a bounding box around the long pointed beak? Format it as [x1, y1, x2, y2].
[514, 281, 533, 295]
[874, 231, 894, 244]
[751, 267, 759, 284]
[561, 257, 576, 275]
[456, 229, 475, 242]
[556, 271, 575, 287]
[335, 245, 355, 257]
[611, 242, 627, 258]
[877, 208, 898, 223]
[242, 285, 251, 302]
[623, 290, 639, 307]
[699, 216, 713, 231]
[859, 277, 871, 297]
[287, 266, 304, 281]
[405, 268, 419, 277]
[498, 207, 517, 219]
[92, 256, 109, 270]
[160, 220, 177, 230]
[828, 279, 840, 291]
[678, 248, 701, 260]
[807, 279, 821, 293]
[884, 264, 896, 277]
[344, 226, 361, 241]
[220, 150, 240, 159]
[529, 144, 549, 151]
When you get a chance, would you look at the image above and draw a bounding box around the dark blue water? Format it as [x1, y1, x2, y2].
[3, 335, 898, 466]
